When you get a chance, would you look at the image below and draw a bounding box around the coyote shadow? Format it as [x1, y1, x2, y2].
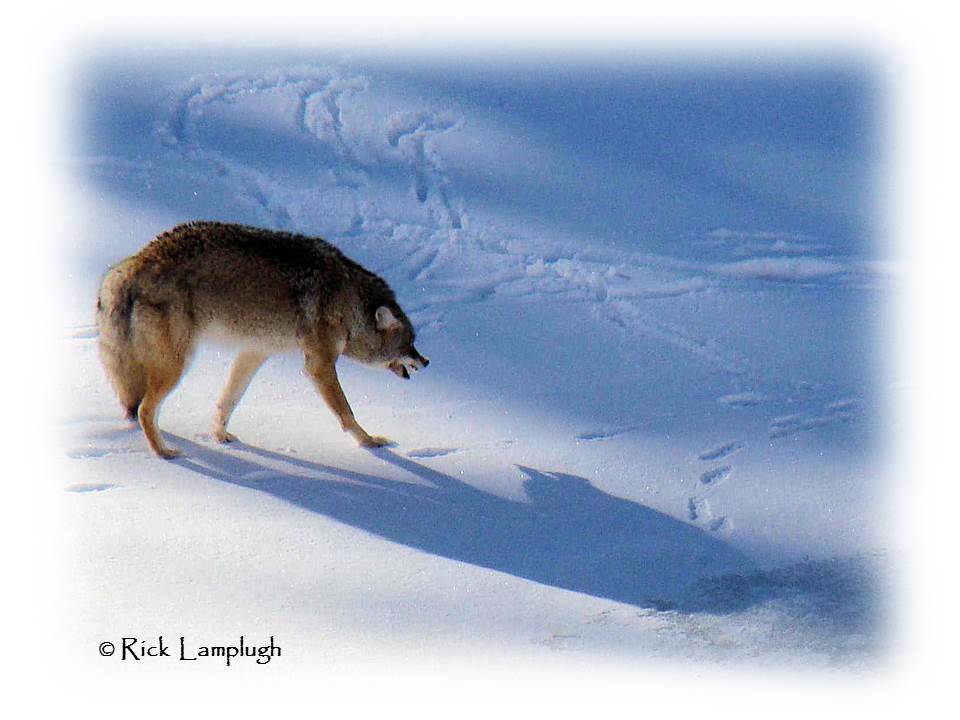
[168, 437, 755, 611]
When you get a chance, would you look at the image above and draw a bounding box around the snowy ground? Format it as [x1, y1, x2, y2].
[57, 50, 895, 669]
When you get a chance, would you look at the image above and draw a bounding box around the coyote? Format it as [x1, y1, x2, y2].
[96, 221, 429, 458]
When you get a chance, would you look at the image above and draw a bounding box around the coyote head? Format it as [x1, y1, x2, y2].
[366, 305, 430, 379]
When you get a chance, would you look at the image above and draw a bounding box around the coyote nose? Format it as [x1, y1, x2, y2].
[421, 356, 430, 368]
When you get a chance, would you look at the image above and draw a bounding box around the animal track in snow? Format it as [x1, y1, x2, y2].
[599, 302, 758, 382]
[585, 607, 647, 628]
[64, 483, 116, 493]
[67, 446, 138, 460]
[825, 397, 860, 416]
[147, 65, 888, 375]
[768, 398, 859, 439]
[575, 425, 640, 442]
[700, 465, 733, 486]
[164, 67, 355, 148]
[299, 76, 367, 163]
[401, 245, 441, 282]
[406, 447, 461, 459]
[160, 68, 372, 229]
[717, 392, 765, 408]
[698, 441, 744, 462]
[385, 109, 463, 228]
[385, 109, 459, 149]
[687, 496, 712, 522]
[687, 497, 730, 533]
[708, 516, 732, 533]
[690, 438, 738, 528]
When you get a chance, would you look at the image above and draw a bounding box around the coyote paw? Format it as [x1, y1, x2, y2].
[157, 447, 183, 460]
[213, 428, 238, 444]
[360, 435, 392, 448]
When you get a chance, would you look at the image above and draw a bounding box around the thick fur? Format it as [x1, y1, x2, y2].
[96, 221, 428, 458]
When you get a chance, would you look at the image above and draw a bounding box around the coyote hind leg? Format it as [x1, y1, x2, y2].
[138, 361, 188, 459]
[212, 351, 268, 443]
[134, 305, 193, 459]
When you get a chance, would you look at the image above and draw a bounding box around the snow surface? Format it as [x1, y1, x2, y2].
[58, 51, 894, 668]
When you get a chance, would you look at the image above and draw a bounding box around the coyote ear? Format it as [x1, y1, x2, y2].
[375, 305, 401, 331]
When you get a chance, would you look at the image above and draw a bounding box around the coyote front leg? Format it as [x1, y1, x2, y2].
[304, 351, 390, 447]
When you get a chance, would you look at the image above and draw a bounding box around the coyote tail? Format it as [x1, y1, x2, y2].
[96, 261, 146, 420]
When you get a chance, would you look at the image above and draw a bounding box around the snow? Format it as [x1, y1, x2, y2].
[707, 256, 848, 280]
[57, 49, 894, 672]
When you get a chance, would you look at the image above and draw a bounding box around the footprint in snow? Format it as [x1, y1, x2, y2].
[406, 447, 460, 459]
[717, 392, 765, 408]
[66, 446, 137, 459]
[65, 483, 116, 493]
[708, 516, 732, 533]
[687, 496, 711, 522]
[575, 425, 639, 442]
[826, 397, 860, 414]
[700, 465, 733, 486]
[698, 440, 744, 462]
[768, 396, 862, 439]
[687, 497, 730, 532]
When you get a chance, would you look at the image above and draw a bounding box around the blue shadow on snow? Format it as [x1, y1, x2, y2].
[168, 436, 755, 612]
